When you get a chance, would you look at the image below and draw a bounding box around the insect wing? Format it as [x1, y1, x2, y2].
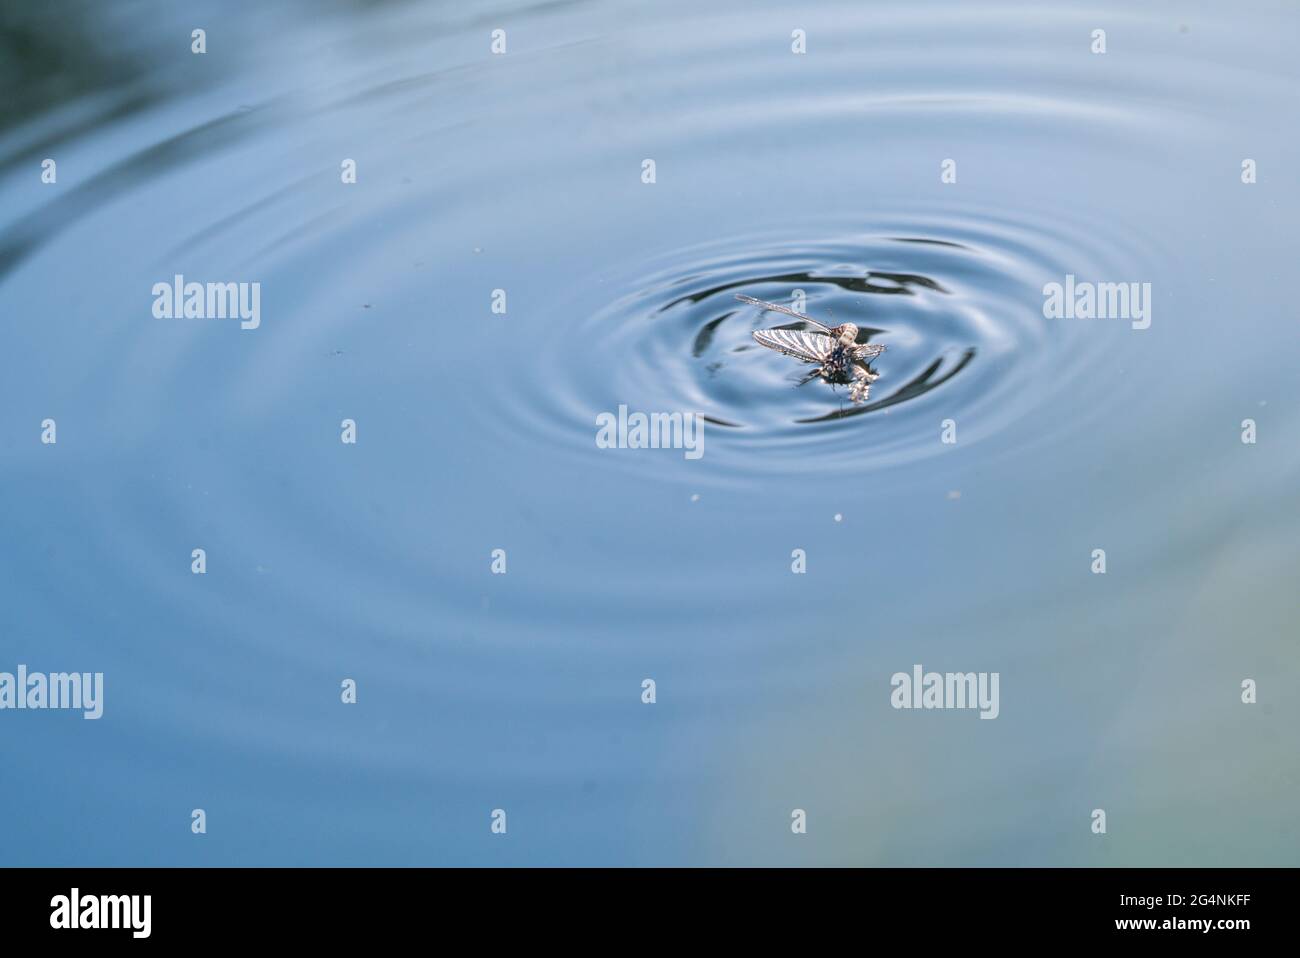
[735, 294, 833, 332]
[752, 327, 834, 363]
[854, 343, 887, 361]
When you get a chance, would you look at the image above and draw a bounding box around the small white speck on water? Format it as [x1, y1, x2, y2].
[473, 247, 483, 254]
[834, 513, 843, 522]
[690, 493, 700, 502]
[947, 490, 961, 500]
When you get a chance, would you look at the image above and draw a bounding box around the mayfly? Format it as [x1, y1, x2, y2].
[737, 293, 886, 403]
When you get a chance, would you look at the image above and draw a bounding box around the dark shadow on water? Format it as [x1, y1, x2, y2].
[0, 106, 280, 280]
[888, 236, 972, 250]
[662, 268, 949, 311]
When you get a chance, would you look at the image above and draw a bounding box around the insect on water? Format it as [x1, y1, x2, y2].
[737, 294, 886, 403]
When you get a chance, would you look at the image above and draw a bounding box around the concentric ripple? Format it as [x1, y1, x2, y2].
[511, 204, 1148, 480]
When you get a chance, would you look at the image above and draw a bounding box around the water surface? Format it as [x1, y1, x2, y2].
[1, 0, 1298, 865]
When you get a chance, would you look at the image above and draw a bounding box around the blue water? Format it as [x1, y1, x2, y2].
[2, 0, 1298, 866]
